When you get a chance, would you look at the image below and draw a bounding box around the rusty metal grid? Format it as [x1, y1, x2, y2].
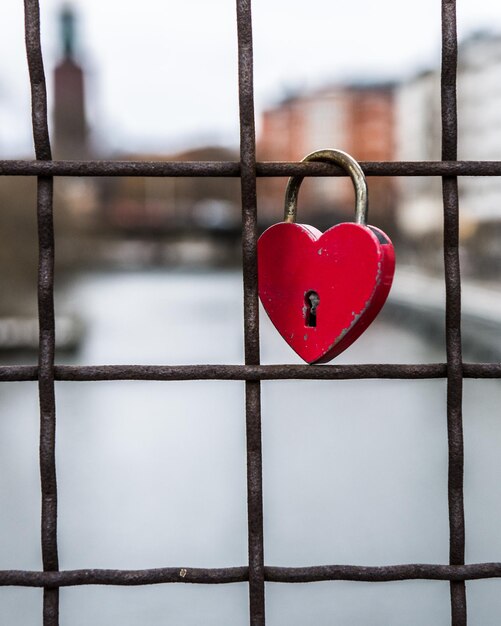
[0, 0, 499, 624]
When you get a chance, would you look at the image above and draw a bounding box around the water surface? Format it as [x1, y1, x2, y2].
[0, 270, 500, 625]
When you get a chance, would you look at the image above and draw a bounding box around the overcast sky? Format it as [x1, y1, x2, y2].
[0, 0, 500, 157]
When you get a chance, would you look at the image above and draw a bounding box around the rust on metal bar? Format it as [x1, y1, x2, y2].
[236, 0, 265, 623]
[24, 0, 59, 624]
[3, 562, 501, 588]
[266, 563, 501, 584]
[2, 160, 501, 178]
[441, 1, 467, 624]
[1, 363, 501, 383]
[54, 363, 448, 381]
[0, 567, 248, 587]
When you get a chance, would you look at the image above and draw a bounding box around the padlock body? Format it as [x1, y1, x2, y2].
[258, 221, 395, 364]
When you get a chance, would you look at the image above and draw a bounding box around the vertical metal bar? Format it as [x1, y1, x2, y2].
[244, 380, 265, 624]
[236, 0, 265, 624]
[24, 1, 59, 624]
[236, 0, 260, 365]
[441, 1, 466, 624]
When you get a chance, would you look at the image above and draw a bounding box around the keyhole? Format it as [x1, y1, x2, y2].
[305, 290, 320, 327]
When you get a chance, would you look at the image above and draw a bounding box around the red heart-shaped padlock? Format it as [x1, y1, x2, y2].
[258, 221, 394, 363]
[257, 148, 395, 364]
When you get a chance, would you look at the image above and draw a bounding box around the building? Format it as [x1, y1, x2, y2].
[395, 70, 442, 238]
[52, 5, 99, 228]
[53, 5, 89, 160]
[257, 83, 396, 232]
[396, 32, 501, 273]
[459, 33, 501, 236]
[102, 147, 241, 233]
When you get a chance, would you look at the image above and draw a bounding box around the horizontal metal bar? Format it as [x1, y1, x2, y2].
[2, 562, 501, 587]
[0, 161, 239, 177]
[0, 363, 499, 382]
[56, 364, 448, 380]
[1, 160, 501, 178]
[266, 562, 501, 583]
[0, 366, 38, 380]
[0, 567, 248, 587]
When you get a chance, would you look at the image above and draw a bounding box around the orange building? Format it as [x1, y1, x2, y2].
[257, 83, 396, 232]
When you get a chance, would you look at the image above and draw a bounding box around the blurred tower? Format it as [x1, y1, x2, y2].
[53, 6, 98, 224]
[53, 5, 88, 159]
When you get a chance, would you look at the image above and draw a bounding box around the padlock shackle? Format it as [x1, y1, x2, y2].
[284, 149, 368, 226]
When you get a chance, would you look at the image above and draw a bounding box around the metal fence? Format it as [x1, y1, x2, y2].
[0, 0, 501, 624]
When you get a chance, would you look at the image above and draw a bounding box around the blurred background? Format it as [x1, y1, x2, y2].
[1, 0, 501, 624]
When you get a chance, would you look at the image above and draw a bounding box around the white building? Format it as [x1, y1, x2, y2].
[397, 32, 501, 246]
[396, 70, 442, 237]
[459, 33, 501, 225]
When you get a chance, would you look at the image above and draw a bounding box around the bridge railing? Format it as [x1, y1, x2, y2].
[0, 1, 499, 624]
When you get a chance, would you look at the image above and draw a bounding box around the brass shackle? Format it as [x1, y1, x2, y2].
[283, 149, 368, 226]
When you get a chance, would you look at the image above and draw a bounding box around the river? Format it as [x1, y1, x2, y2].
[0, 269, 500, 625]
